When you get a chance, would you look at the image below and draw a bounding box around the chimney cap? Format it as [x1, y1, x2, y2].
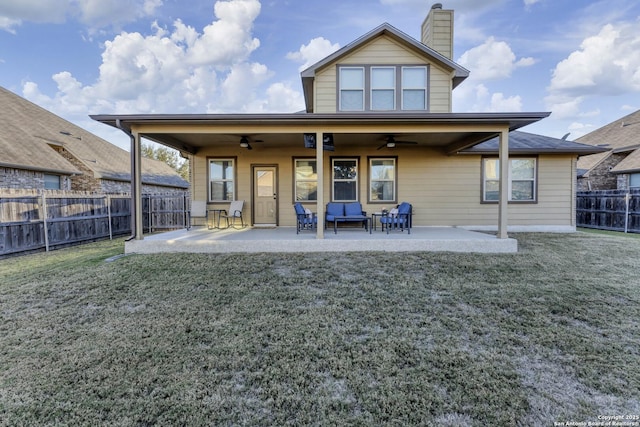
[431, 3, 443, 9]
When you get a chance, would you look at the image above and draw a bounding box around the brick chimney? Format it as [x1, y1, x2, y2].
[421, 3, 454, 60]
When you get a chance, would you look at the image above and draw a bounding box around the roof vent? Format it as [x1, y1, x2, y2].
[432, 3, 443, 9]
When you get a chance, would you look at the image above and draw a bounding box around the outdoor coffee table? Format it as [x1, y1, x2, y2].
[333, 216, 372, 234]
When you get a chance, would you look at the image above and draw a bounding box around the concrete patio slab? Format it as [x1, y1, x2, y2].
[125, 226, 518, 254]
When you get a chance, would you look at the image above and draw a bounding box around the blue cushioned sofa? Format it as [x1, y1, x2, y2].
[325, 202, 370, 233]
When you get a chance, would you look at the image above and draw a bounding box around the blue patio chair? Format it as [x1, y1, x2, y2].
[294, 202, 317, 234]
[380, 202, 412, 234]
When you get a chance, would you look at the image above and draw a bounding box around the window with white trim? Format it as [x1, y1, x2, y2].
[339, 67, 364, 111]
[209, 158, 235, 201]
[294, 159, 317, 201]
[371, 67, 395, 110]
[332, 158, 358, 201]
[369, 158, 396, 202]
[629, 173, 640, 188]
[483, 158, 537, 202]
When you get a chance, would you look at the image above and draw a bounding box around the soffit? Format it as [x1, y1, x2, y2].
[91, 112, 550, 155]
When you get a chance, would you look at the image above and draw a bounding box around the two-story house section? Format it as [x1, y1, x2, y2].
[92, 3, 604, 241]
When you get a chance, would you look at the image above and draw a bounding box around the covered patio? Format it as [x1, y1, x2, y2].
[125, 226, 517, 254]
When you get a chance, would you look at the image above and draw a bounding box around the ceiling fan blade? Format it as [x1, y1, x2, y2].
[377, 143, 388, 150]
[395, 140, 418, 145]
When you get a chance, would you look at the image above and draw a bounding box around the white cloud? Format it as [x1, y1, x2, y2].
[458, 36, 535, 81]
[546, 23, 640, 117]
[453, 37, 532, 112]
[287, 37, 341, 72]
[0, 0, 162, 32]
[22, 0, 301, 132]
[0, 16, 22, 33]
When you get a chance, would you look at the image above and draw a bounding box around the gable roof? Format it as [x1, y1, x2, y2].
[300, 23, 470, 113]
[576, 109, 640, 175]
[0, 86, 188, 189]
[460, 130, 608, 155]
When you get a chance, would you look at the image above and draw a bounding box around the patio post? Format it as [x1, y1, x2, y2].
[316, 131, 324, 239]
[498, 129, 509, 239]
[132, 131, 144, 240]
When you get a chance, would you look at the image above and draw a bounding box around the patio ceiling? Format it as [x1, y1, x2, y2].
[91, 112, 550, 155]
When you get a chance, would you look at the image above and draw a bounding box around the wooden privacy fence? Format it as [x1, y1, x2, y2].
[0, 190, 189, 256]
[576, 189, 640, 233]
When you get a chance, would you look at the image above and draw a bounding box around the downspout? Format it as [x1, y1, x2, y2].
[116, 119, 137, 241]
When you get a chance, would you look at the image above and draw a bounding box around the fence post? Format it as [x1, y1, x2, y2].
[41, 192, 50, 252]
[107, 195, 113, 240]
[625, 193, 631, 233]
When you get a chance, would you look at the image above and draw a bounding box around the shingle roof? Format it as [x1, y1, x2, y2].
[576, 109, 640, 175]
[0, 86, 188, 188]
[460, 130, 608, 155]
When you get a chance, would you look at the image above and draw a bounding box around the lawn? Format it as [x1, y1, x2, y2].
[0, 232, 639, 426]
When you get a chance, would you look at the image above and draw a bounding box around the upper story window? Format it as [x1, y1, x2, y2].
[338, 65, 428, 112]
[482, 157, 537, 203]
[371, 67, 395, 111]
[208, 158, 235, 201]
[402, 67, 427, 110]
[339, 67, 365, 111]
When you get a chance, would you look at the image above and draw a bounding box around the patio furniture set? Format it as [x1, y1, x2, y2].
[294, 201, 412, 234]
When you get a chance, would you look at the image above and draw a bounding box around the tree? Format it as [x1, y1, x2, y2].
[142, 143, 189, 181]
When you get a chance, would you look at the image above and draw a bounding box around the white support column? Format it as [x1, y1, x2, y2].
[498, 129, 509, 239]
[315, 131, 324, 239]
[132, 131, 144, 240]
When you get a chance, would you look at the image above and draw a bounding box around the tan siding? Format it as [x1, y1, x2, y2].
[191, 148, 575, 228]
[313, 35, 452, 113]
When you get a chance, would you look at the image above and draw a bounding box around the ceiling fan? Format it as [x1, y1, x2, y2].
[377, 135, 418, 150]
[239, 135, 264, 150]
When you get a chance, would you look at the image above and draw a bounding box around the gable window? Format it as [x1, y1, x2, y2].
[332, 158, 358, 201]
[209, 158, 235, 201]
[44, 174, 61, 190]
[369, 158, 396, 203]
[483, 158, 537, 202]
[294, 159, 317, 201]
[402, 66, 427, 110]
[339, 67, 365, 111]
[630, 173, 640, 188]
[338, 65, 428, 112]
[371, 67, 395, 110]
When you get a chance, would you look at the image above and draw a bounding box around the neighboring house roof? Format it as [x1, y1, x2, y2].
[461, 131, 608, 155]
[576, 109, 640, 176]
[0, 86, 189, 189]
[300, 23, 470, 113]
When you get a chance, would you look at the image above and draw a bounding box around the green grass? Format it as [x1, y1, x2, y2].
[1, 233, 639, 426]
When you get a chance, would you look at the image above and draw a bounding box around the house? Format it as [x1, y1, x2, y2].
[0, 86, 189, 194]
[576, 109, 640, 191]
[92, 3, 604, 242]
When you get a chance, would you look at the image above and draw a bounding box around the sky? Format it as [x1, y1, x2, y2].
[1, 0, 639, 151]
